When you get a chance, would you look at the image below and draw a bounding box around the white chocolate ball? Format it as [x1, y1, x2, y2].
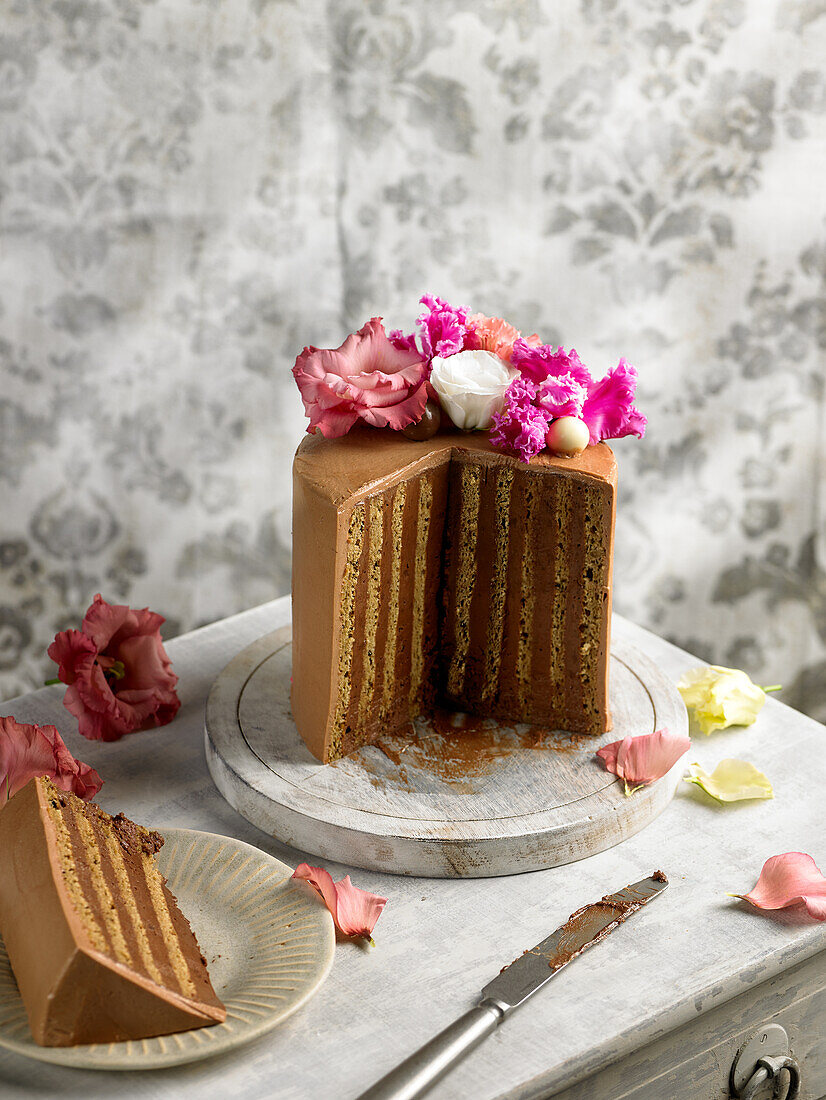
[546, 416, 590, 457]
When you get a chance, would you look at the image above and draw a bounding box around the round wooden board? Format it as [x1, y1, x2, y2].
[205, 617, 688, 878]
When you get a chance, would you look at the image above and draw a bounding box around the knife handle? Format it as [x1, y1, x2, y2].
[356, 999, 505, 1100]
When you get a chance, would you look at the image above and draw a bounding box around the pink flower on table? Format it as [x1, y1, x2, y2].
[293, 318, 429, 439]
[581, 357, 647, 446]
[732, 853, 826, 921]
[596, 727, 690, 794]
[292, 863, 387, 940]
[0, 715, 103, 803]
[48, 594, 180, 743]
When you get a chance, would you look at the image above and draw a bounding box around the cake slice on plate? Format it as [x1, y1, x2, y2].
[0, 776, 225, 1046]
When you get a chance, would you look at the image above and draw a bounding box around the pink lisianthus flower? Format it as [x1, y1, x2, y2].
[292, 863, 387, 940]
[489, 374, 588, 463]
[293, 318, 429, 439]
[466, 314, 541, 362]
[417, 294, 479, 358]
[596, 727, 690, 795]
[731, 853, 826, 921]
[0, 715, 103, 803]
[581, 357, 647, 445]
[48, 594, 181, 743]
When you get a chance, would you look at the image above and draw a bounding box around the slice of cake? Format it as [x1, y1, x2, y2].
[0, 777, 225, 1046]
[290, 296, 644, 764]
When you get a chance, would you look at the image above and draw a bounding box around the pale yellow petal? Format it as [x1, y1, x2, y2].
[684, 759, 773, 802]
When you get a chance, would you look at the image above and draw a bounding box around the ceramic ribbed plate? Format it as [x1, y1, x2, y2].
[0, 828, 335, 1069]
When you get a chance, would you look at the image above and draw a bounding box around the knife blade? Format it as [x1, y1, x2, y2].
[357, 872, 668, 1100]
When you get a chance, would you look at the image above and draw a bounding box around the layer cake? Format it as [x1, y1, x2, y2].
[0, 777, 225, 1046]
[292, 428, 616, 762]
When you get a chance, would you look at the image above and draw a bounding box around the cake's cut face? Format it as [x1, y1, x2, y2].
[291, 428, 616, 763]
[0, 777, 225, 1046]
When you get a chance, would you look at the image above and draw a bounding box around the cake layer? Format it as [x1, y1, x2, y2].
[292, 428, 617, 762]
[0, 778, 225, 1046]
[440, 449, 614, 731]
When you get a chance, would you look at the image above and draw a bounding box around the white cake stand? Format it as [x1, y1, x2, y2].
[204, 616, 687, 878]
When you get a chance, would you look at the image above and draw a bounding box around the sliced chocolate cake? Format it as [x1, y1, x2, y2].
[291, 428, 616, 762]
[289, 296, 644, 765]
[0, 777, 225, 1046]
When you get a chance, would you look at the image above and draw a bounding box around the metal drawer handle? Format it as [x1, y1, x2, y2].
[739, 1053, 801, 1100]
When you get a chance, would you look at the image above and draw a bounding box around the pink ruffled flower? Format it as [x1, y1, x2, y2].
[596, 727, 690, 794]
[489, 374, 588, 463]
[535, 373, 588, 420]
[511, 340, 593, 388]
[489, 379, 549, 462]
[581, 357, 647, 446]
[388, 328, 420, 354]
[417, 294, 479, 359]
[467, 314, 541, 362]
[48, 594, 181, 743]
[0, 715, 103, 803]
[732, 853, 826, 921]
[293, 318, 429, 439]
[292, 863, 387, 940]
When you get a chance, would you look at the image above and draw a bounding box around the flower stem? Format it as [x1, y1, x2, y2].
[761, 684, 782, 693]
[44, 677, 61, 686]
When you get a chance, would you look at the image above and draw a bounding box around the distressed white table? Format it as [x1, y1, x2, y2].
[1, 597, 825, 1100]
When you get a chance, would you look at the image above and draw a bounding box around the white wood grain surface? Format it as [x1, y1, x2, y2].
[205, 621, 688, 876]
[0, 597, 824, 1100]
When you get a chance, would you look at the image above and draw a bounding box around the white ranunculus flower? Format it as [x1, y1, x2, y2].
[429, 349, 518, 430]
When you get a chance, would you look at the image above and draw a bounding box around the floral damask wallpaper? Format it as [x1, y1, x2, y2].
[1, 0, 825, 719]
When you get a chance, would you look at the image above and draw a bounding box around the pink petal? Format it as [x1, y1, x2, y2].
[292, 863, 387, 938]
[0, 715, 103, 802]
[331, 875, 388, 938]
[511, 340, 593, 388]
[735, 853, 826, 920]
[596, 727, 690, 786]
[581, 358, 647, 445]
[81, 593, 135, 651]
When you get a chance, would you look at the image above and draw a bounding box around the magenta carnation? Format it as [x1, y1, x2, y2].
[535, 373, 588, 420]
[388, 328, 420, 354]
[489, 379, 549, 463]
[293, 317, 429, 438]
[511, 340, 593, 388]
[582, 358, 647, 445]
[417, 294, 480, 358]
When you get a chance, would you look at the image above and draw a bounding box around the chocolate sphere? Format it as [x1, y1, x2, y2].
[402, 400, 441, 441]
[546, 416, 590, 457]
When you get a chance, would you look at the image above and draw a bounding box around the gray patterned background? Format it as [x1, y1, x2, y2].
[1, 0, 825, 720]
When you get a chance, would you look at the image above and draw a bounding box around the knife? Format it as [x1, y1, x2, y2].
[356, 872, 668, 1100]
